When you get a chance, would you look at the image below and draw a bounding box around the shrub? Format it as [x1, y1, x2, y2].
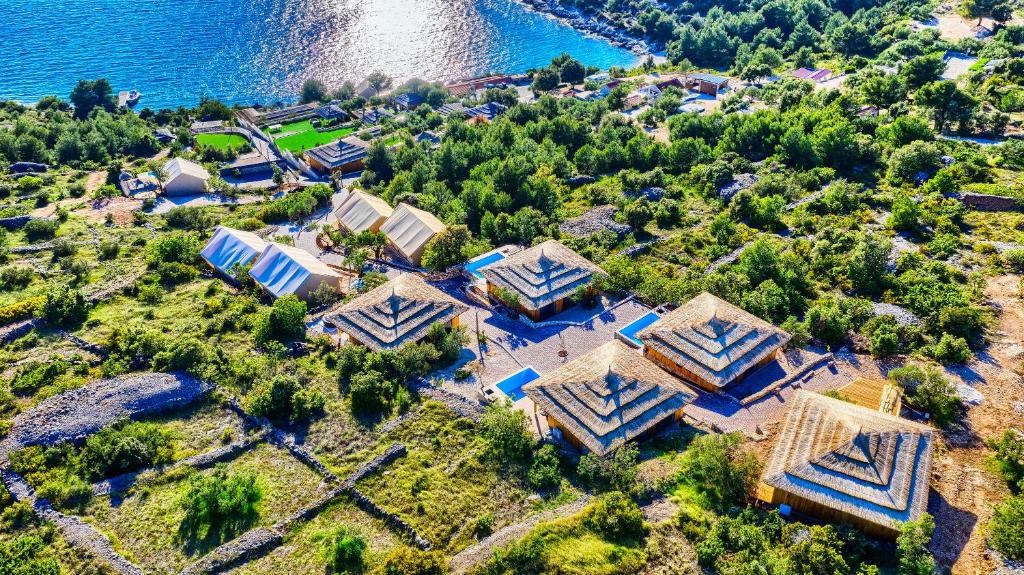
[319, 526, 367, 574]
[1005, 249, 1024, 272]
[349, 370, 395, 414]
[372, 547, 448, 575]
[0, 295, 44, 325]
[583, 492, 647, 542]
[805, 298, 850, 347]
[244, 375, 324, 423]
[0, 534, 60, 575]
[152, 337, 211, 374]
[677, 432, 761, 510]
[987, 430, 1024, 492]
[480, 400, 533, 462]
[137, 282, 164, 305]
[158, 262, 199, 285]
[164, 206, 215, 231]
[577, 443, 640, 495]
[929, 333, 972, 364]
[0, 266, 34, 291]
[889, 365, 960, 427]
[22, 218, 59, 242]
[97, 239, 120, 260]
[9, 361, 69, 394]
[78, 420, 174, 480]
[528, 444, 562, 490]
[897, 514, 936, 575]
[42, 283, 87, 325]
[473, 514, 495, 538]
[145, 231, 200, 266]
[253, 294, 307, 343]
[178, 465, 262, 543]
[990, 495, 1024, 560]
[37, 473, 92, 511]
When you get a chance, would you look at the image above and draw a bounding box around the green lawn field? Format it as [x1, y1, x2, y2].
[194, 133, 249, 151]
[270, 120, 357, 153]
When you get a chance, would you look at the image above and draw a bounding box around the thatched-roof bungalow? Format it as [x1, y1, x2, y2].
[478, 240, 604, 321]
[756, 391, 935, 538]
[523, 340, 697, 455]
[379, 203, 446, 267]
[334, 190, 393, 235]
[327, 274, 468, 351]
[636, 292, 790, 392]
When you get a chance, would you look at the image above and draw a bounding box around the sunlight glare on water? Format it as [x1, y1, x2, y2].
[0, 0, 639, 109]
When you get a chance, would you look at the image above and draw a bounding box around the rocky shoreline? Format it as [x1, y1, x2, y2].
[516, 0, 654, 56]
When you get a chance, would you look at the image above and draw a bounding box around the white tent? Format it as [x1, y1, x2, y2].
[200, 226, 269, 277]
[379, 203, 446, 266]
[248, 243, 342, 300]
[334, 190, 393, 235]
[163, 157, 210, 197]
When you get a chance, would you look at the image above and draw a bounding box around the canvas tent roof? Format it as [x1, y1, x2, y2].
[249, 242, 341, 299]
[327, 274, 468, 352]
[335, 190, 393, 235]
[200, 226, 269, 276]
[478, 240, 604, 312]
[761, 391, 934, 532]
[379, 203, 446, 265]
[523, 340, 696, 455]
[165, 157, 210, 183]
[636, 292, 790, 390]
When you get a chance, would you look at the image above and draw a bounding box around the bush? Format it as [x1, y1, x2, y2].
[42, 283, 87, 325]
[244, 375, 323, 423]
[0, 266, 34, 291]
[889, 365, 960, 427]
[164, 206, 215, 231]
[577, 443, 640, 495]
[137, 282, 164, 305]
[152, 337, 211, 374]
[897, 514, 936, 575]
[78, 420, 174, 480]
[480, 400, 533, 462]
[178, 465, 262, 543]
[528, 444, 562, 490]
[372, 547, 448, 575]
[319, 526, 367, 574]
[37, 473, 92, 511]
[158, 262, 199, 286]
[22, 218, 59, 242]
[0, 295, 44, 325]
[583, 492, 647, 542]
[145, 232, 200, 266]
[990, 495, 1024, 560]
[9, 361, 69, 394]
[677, 432, 761, 510]
[349, 370, 396, 414]
[0, 534, 61, 575]
[97, 239, 120, 260]
[929, 333, 972, 364]
[987, 430, 1024, 493]
[253, 294, 307, 343]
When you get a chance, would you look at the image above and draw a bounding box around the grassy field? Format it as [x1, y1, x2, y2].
[231, 498, 402, 575]
[195, 133, 249, 151]
[270, 120, 357, 153]
[82, 443, 325, 574]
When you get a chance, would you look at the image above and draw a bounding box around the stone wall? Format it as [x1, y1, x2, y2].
[960, 193, 1020, 212]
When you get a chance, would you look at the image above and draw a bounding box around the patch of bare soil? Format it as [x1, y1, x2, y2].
[33, 196, 143, 225]
[84, 170, 106, 193]
[930, 274, 1024, 575]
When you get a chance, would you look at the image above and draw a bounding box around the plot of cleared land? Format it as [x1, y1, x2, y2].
[81, 443, 326, 574]
[351, 402, 563, 554]
[195, 133, 249, 151]
[227, 498, 401, 575]
[143, 399, 250, 461]
[270, 120, 357, 153]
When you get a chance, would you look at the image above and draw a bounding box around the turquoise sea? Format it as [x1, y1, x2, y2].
[0, 0, 640, 110]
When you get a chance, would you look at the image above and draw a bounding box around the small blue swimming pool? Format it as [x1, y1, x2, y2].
[464, 251, 506, 279]
[617, 311, 661, 347]
[493, 366, 541, 401]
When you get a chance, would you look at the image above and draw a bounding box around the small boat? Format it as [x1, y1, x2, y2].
[126, 90, 142, 106]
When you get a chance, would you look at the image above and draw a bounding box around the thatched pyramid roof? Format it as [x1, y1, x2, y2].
[761, 391, 935, 532]
[328, 274, 468, 351]
[478, 240, 604, 312]
[637, 292, 790, 389]
[523, 340, 696, 455]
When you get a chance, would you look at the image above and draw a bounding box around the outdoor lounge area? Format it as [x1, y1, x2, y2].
[522, 340, 697, 455]
[478, 240, 604, 321]
[326, 273, 469, 351]
[637, 292, 791, 393]
[756, 391, 935, 538]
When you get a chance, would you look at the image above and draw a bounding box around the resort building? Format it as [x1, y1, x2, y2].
[119, 172, 161, 196]
[200, 226, 269, 278]
[222, 152, 286, 178]
[334, 190, 393, 235]
[792, 68, 833, 83]
[248, 243, 344, 300]
[327, 273, 469, 351]
[162, 158, 210, 197]
[757, 391, 935, 538]
[238, 103, 318, 126]
[478, 240, 604, 321]
[393, 92, 425, 110]
[304, 138, 369, 174]
[379, 203, 446, 267]
[687, 72, 730, 96]
[522, 340, 697, 456]
[636, 292, 790, 393]
[464, 102, 508, 123]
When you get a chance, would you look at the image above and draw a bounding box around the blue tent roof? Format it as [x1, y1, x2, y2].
[200, 226, 269, 276]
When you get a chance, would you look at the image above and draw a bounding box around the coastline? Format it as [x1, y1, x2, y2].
[514, 0, 655, 56]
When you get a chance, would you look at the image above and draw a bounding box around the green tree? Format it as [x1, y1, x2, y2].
[848, 233, 892, 296]
[319, 526, 368, 574]
[987, 430, 1024, 492]
[254, 294, 308, 343]
[531, 67, 560, 92]
[990, 495, 1024, 559]
[897, 514, 936, 575]
[480, 400, 532, 462]
[43, 282, 87, 326]
[889, 365, 960, 427]
[528, 444, 562, 490]
[300, 78, 329, 104]
[677, 432, 761, 509]
[178, 465, 262, 543]
[901, 54, 944, 91]
[69, 78, 115, 119]
[365, 71, 393, 96]
[889, 193, 921, 231]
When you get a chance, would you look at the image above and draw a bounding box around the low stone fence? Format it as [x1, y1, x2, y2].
[178, 528, 282, 575]
[959, 192, 1020, 212]
[0, 318, 41, 345]
[0, 215, 32, 230]
[411, 382, 485, 423]
[348, 486, 432, 550]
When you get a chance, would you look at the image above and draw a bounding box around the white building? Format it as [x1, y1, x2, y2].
[200, 226, 269, 278]
[379, 203, 446, 267]
[163, 158, 211, 197]
[334, 190, 393, 235]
